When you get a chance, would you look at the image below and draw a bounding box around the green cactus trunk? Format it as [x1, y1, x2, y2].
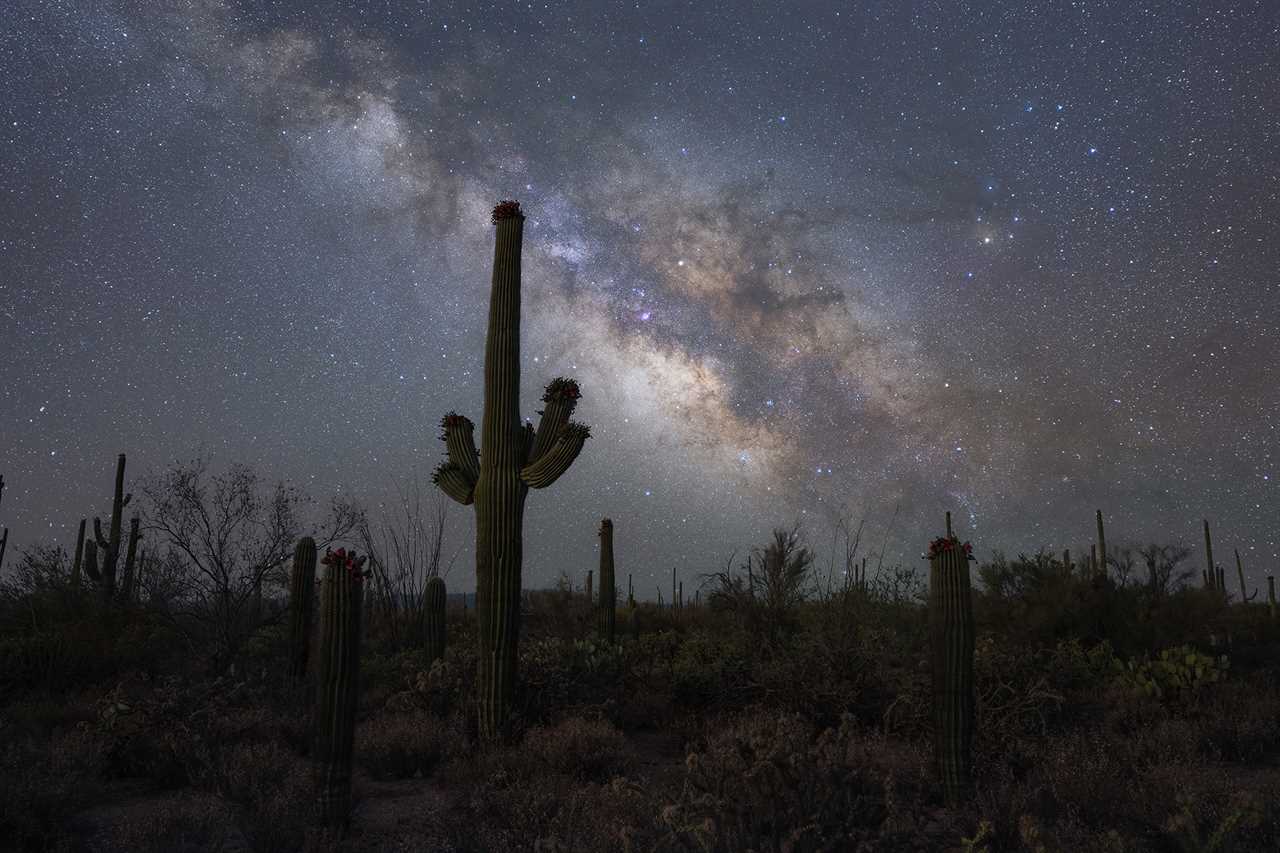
[71, 518, 86, 588]
[928, 529, 975, 806]
[1203, 519, 1216, 591]
[598, 519, 616, 642]
[315, 550, 365, 831]
[424, 576, 447, 665]
[87, 453, 132, 601]
[432, 201, 590, 742]
[1095, 509, 1107, 581]
[120, 516, 141, 602]
[289, 537, 318, 680]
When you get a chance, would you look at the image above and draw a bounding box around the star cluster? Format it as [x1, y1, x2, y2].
[2, 1, 1277, 594]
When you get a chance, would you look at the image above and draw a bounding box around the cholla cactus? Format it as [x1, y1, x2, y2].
[927, 529, 975, 806]
[431, 201, 591, 740]
[315, 547, 368, 830]
[424, 576, 447, 665]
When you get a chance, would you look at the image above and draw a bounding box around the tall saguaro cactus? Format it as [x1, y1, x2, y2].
[1203, 519, 1217, 593]
[84, 454, 133, 600]
[598, 518, 616, 643]
[927, 526, 976, 806]
[289, 537, 318, 680]
[1095, 509, 1108, 581]
[315, 548, 367, 831]
[431, 201, 591, 741]
[71, 519, 86, 587]
[424, 576, 447, 665]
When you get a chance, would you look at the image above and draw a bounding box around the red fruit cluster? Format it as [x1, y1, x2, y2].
[492, 200, 522, 222]
[928, 537, 974, 560]
[321, 547, 370, 581]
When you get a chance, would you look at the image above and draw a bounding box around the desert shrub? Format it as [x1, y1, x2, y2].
[1187, 676, 1280, 763]
[518, 716, 632, 782]
[357, 711, 448, 779]
[669, 629, 753, 709]
[1, 689, 97, 741]
[568, 635, 625, 682]
[517, 636, 579, 723]
[655, 709, 934, 852]
[207, 740, 315, 849]
[0, 728, 107, 849]
[87, 792, 242, 853]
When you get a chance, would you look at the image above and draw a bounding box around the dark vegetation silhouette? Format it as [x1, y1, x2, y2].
[1, 203, 1278, 851]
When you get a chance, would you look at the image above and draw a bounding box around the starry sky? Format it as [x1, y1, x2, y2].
[2, 1, 1278, 597]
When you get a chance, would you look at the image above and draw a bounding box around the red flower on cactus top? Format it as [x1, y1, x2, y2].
[321, 547, 371, 581]
[927, 537, 975, 560]
[491, 200, 523, 222]
[543, 377, 582, 403]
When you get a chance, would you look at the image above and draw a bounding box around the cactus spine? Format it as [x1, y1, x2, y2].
[598, 518, 616, 642]
[288, 537, 318, 680]
[431, 201, 591, 741]
[424, 576, 447, 665]
[927, 523, 975, 806]
[315, 548, 367, 830]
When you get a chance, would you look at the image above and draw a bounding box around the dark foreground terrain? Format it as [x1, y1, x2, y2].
[2, 552, 1278, 852]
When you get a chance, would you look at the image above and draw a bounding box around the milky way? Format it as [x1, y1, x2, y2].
[3, 1, 1278, 595]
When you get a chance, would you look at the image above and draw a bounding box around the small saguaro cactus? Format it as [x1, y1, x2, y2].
[927, 525, 976, 807]
[1268, 576, 1276, 620]
[430, 200, 592, 741]
[315, 547, 368, 831]
[598, 518, 616, 643]
[289, 537, 318, 680]
[424, 576, 447, 665]
[585, 569, 593, 604]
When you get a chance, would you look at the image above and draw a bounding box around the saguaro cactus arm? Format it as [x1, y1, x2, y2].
[431, 462, 476, 506]
[1235, 549, 1258, 603]
[521, 421, 591, 488]
[440, 412, 480, 481]
[527, 378, 581, 464]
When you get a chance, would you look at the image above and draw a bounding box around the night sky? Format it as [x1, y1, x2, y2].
[3, 1, 1278, 597]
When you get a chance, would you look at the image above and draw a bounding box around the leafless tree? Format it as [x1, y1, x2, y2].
[1110, 547, 1136, 588]
[139, 456, 363, 668]
[1137, 542, 1194, 599]
[357, 478, 456, 648]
